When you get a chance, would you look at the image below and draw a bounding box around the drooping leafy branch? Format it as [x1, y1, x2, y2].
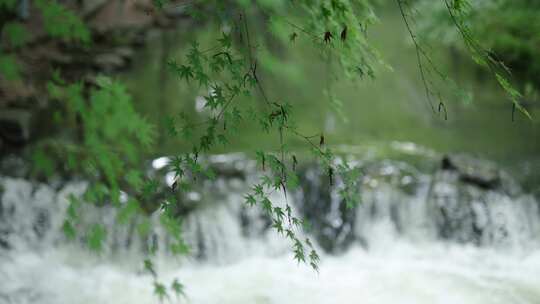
[396, 0, 449, 119]
[440, 0, 531, 120]
[42, 73, 190, 299]
[396, 0, 532, 120]
[155, 1, 372, 270]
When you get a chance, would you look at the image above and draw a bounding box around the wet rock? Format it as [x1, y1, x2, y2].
[163, 4, 191, 18]
[292, 159, 424, 253]
[440, 154, 520, 195]
[0, 109, 31, 145]
[114, 46, 135, 61]
[0, 79, 36, 107]
[0, 237, 9, 249]
[441, 155, 457, 170]
[48, 51, 74, 66]
[82, 0, 108, 18]
[33, 208, 50, 239]
[441, 155, 500, 189]
[428, 155, 532, 245]
[362, 160, 421, 196]
[89, 0, 154, 32]
[294, 164, 358, 253]
[0, 155, 29, 178]
[206, 154, 252, 180]
[93, 53, 126, 71]
[428, 170, 483, 244]
[0, 182, 10, 250]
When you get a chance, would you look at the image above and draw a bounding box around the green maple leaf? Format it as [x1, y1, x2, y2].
[273, 207, 285, 220]
[171, 278, 186, 298]
[285, 229, 295, 240]
[143, 259, 156, 277]
[154, 282, 168, 302]
[218, 32, 232, 49]
[261, 197, 273, 214]
[62, 220, 76, 240]
[272, 219, 284, 234]
[244, 194, 256, 207]
[293, 244, 305, 264]
[179, 65, 194, 81]
[253, 184, 264, 197]
[87, 224, 106, 252]
[196, 71, 209, 87]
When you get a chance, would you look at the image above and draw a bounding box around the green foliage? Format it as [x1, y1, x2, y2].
[0, 0, 90, 89]
[293, 0, 383, 79]
[62, 195, 82, 241]
[19, 0, 534, 300]
[35, 0, 90, 43]
[156, 1, 378, 270]
[46, 76, 156, 188]
[153, 282, 168, 303]
[0, 53, 20, 80]
[87, 224, 106, 252]
[2, 22, 31, 48]
[37, 75, 191, 267]
[62, 220, 77, 240]
[171, 278, 186, 299]
[414, 0, 536, 118]
[143, 258, 186, 302]
[144, 258, 157, 277]
[153, 0, 170, 9]
[0, 0, 16, 10]
[162, 28, 364, 271]
[31, 149, 55, 177]
[117, 199, 140, 224]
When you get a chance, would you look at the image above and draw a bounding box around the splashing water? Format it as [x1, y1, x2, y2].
[1, 154, 540, 304]
[2, 240, 540, 303]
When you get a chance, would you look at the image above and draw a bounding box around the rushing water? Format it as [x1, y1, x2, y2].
[1, 153, 540, 304]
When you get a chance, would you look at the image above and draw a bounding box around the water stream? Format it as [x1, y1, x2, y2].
[1, 152, 539, 304]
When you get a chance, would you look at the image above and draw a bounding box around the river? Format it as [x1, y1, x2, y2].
[1, 152, 539, 304]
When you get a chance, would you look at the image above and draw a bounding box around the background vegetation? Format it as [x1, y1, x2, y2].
[1, 0, 539, 300]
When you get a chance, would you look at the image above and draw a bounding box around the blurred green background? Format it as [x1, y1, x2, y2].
[123, 2, 539, 166]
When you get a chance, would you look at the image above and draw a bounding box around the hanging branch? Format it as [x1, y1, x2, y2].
[396, 0, 437, 114]
[441, 0, 531, 120]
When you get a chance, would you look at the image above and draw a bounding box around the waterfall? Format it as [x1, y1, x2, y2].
[1, 152, 540, 303]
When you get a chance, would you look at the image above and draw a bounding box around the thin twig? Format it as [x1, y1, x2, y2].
[396, 0, 436, 114]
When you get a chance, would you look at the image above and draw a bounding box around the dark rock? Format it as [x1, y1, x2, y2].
[89, 0, 154, 32]
[428, 170, 485, 244]
[0, 183, 8, 250]
[440, 155, 502, 191]
[0, 237, 9, 249]
[93, 53, 126, 71]
[0, 109, 31, 145]
[459, 174, 500, 190]
[114, 46, 135, 60]
[32, 208, 50, 239]
[428, 155, 529, 245]
[207, 154, 251, 180]
[0, 155, 29, 177]
[48, 52, 74, 65]
[441, 155, 457, 171]
[82, 0, 108, 18]
[163, 3, 191, 18]
[294, 164, 358, 253]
